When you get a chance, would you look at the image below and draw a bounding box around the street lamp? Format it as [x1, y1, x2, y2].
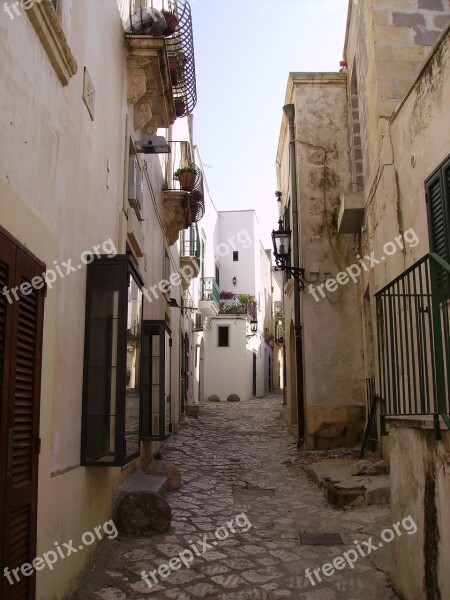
[246, 318, 258, 339]
[271, 219, 305, 289]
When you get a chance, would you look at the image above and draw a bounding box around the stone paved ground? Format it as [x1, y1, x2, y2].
[71, 394, 398, 600]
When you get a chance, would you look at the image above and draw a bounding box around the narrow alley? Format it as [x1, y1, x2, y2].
[71, 395, 397, 600]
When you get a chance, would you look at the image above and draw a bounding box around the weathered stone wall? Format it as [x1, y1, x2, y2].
[388, 420, 450, 599]
[277, 73, 366, 448]
[345, 0, 450, 188]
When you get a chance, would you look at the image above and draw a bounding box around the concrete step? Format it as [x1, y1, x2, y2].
[116, 469, 168, 504]
[306, 458, 390, 508]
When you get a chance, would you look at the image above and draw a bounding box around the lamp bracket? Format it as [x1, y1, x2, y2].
[273, 264, 306, 291]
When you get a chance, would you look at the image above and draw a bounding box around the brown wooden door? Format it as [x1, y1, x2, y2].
[0, 228, 45, 600]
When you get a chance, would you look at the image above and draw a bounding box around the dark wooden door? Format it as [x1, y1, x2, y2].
[0, 228, 45, 600]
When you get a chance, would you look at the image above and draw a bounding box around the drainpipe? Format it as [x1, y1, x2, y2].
[283, 103, 305, 447]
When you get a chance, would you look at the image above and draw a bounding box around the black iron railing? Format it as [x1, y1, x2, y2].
[123, 0, 197, 117]
[376, 253, 450, 434]
[166, 0, 197, 117]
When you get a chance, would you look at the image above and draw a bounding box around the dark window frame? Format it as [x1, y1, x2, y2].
[141, 320, 172, 441]
[233, 251, 239, 261]
[215, 264, 220, 287]
[218, 325, 229, 347]
[81, 254, 144, 467]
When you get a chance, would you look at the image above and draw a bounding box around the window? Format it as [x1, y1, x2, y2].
[233, 251, 239, 261]
[426, 154, 450, 264]
[141, 321, 172, 440]
[215, 264, 220, 287]
[0, 227, 45, 598]
[218, 326, 229, 347]
[81, 255, 144, 466]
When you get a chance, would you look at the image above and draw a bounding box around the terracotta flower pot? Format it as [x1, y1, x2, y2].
[176, 171, 195, 191]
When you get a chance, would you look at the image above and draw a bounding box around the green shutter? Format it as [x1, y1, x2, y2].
[426, 157, 450, 264]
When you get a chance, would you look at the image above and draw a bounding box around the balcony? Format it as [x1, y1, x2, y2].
[179, 224, 200, 290]
[163, 140, 205, 245]
[199, 278, 220, 317]
[219, 292, 257, 319]
[123, 0, 197, 133]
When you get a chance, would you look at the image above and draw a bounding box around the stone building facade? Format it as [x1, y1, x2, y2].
[276, 1, 449, 597]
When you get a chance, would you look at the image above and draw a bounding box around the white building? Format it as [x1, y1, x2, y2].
[192, 210, 276, 402]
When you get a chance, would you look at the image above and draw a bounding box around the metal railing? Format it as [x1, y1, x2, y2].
[166, 1, 197, 117]
[376, 253, 450, 432]
[200, 278, 220, 305]
[120, 0, 197, 117]
[219, 302, 257, 319]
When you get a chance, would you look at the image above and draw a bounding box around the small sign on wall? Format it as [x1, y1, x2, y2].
[83, 67, 95, 121]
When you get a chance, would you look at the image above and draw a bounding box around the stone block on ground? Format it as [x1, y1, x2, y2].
[145, 460, 181, 491]
[116, 491, 171, 535]
[365, 459, 389, 476]
[227, 394, 240, 402]
[351, 459, 372, 475]
[364, 480, 390, 505]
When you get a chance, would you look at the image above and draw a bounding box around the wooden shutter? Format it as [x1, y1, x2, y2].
[426, 157, 450, 264]
[0, 229, 45, 600]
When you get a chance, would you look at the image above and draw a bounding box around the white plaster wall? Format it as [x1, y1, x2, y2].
[204, 317, 252, 401]
[0, 1, 186, 596]
[217, 210, 257, 295]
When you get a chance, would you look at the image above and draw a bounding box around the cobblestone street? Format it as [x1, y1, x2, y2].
[72, 394, 398, 600]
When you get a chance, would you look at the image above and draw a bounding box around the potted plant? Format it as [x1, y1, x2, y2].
[174, 95, 186, 117]
[174, 165, 196, 191]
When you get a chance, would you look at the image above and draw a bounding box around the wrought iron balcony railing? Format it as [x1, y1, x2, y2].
[165, 140, 205, 223]
[376, 253, 450, 435]
[200, 278, 220, 305]
[121, 0, 197, 118]
[166, 1, 197, 117]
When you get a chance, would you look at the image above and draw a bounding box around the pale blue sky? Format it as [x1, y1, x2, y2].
[190, 0, 349, 246]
